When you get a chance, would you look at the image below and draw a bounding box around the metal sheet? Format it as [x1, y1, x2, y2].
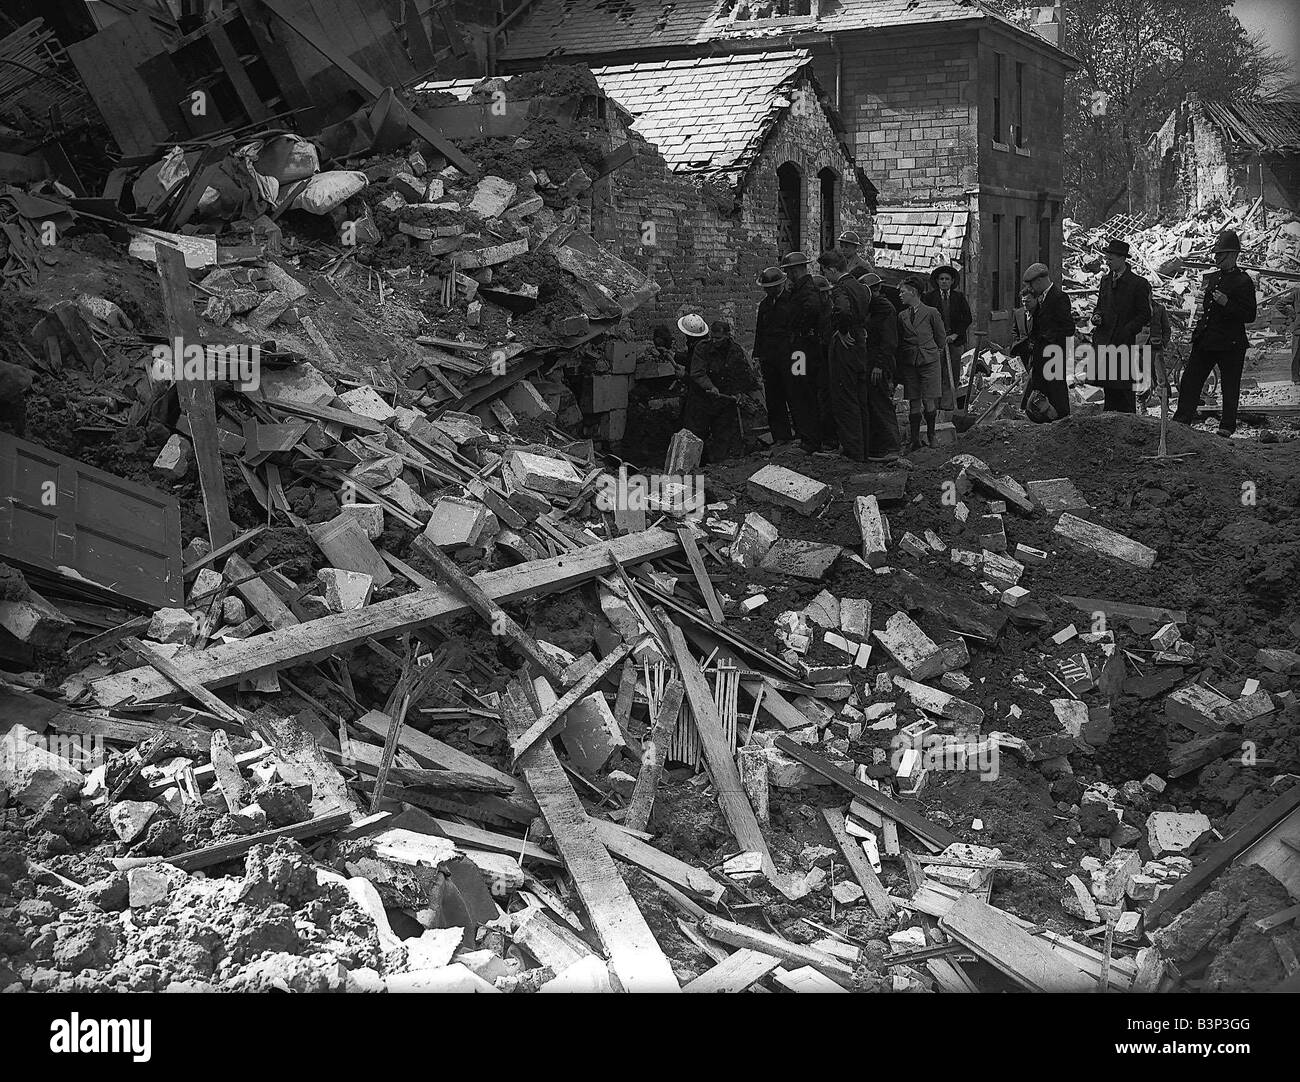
[0, 433, 182, 609]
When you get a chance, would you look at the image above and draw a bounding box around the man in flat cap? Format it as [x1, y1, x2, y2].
[1172, 229, 1257, 437]
[1019, 262, 1073, 422]
[859, 271, 903, 461]
[1091, 238, 1151, 413]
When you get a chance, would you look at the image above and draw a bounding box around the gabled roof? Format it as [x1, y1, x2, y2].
[1201, 100, 1300, 154]
[592, 51, 815, 173]
[499, 0, 1066, 63]
[418, 50, 850, 181]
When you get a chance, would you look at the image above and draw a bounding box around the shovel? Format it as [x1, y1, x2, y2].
[952, 332, 992, 433]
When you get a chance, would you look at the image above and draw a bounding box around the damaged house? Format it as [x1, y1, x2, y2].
[496, 0, 1077, 345]
[1135, 92, 1300, 220]
[421, 50, 873, 347]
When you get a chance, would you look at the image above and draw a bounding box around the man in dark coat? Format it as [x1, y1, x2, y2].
[1091, 238, 1151, 413]
[818, 250, 872, 460]
[811, 272, 838, 449]
[860, 271, 903, 461]
[1172, 229, 1257, 436]
[923, 264, 974, 410]
[1019, 262, 1074, 422]
[752, 266, 797, 444]
[680, 319, 760, 463]
[781, 250, 826, 452]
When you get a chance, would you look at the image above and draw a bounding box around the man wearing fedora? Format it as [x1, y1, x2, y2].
[1091, 238, 1151, 413]
[837, 230, 871, 280]
[753, 266, 799, 444]
[1172, 229, 1257, 436]
[1020, 262, 1074, 421]
[780, 250, 827, 452]
[923, 264, 973, 410]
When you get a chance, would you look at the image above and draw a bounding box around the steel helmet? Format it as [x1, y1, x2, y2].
[677, 312, 709, 337]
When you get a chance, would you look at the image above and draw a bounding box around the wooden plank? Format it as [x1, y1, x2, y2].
[263, 397, 385, 432]
[940, 894, 1095, 992]
[156, 244, 233, 548]
[225, 553, 298, 632]
[258, 0, 477, 175]
[774, 735, 958, 850]
[698, 916, 855, 989]
[115, 811, 350, 872]
[666, 621, 788, 897]
[1054, 513, 1156, 569]
[963, 464, 1034, 513]
[509, 642, 631, 762]
[429, 817, 559, 865]
[121, 637, 246, 727]
[207, 21, 270, 121]
[821, 807, 896, 919]
[742, 679, 814, 731]
[678, 527, 724, 623]
[410, 534, 565, 683]
[184, 526, 266, 577]
[207, 728, 249, 811]
[1167, 732, 1240, 778]
[592, 819, 725, 904]
[625, 676, 684, 832]
[683, 948, 781, 993]
[1146, 785, 1300, 927]
[1058, 595, 1186, 625]
[505, 684, 679, 992]
[1238, 806, 1300, 901]
[93, 528, 680, 706]
[353, 708, 537, 815]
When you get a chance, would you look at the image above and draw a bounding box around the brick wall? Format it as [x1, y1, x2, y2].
[817, 30, 980, 205]
[592, 79, 872, 352]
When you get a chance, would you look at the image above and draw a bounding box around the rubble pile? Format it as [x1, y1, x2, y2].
[1, 68, 1298, 997]
[1063, 198, 1300, 338]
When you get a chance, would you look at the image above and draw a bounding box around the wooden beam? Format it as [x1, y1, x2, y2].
[93, 528, 680, 706]
[625, 676, 684, 832]
[698, 915, 855, 989]
[683, 948, 781, 993]
[411, 534, 565, 683]
[665, 620, 789, 897]
[507, 684, 680, 991]
[1058, 595, 1186, 626]
[257, 0, 477, 176]
[121, 637, 247, 727]
[774, 736, 958, 850]
[677, 527, 724, 623]
[114, 810, 350, 872]
[509, 642, 631, 762]
[225, 552, 298, 631]
[155, 244, 232, 548]
[1146, 785, 1300, 927]
[821, 807, 896, 919]
[592, 819, 725, 905]
[940, 894, 1095, 992]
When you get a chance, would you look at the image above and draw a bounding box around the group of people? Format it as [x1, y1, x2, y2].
[1015, 228, 1257, 436]
[671, 224, 1259, 463]
[677, 230, 977, 463]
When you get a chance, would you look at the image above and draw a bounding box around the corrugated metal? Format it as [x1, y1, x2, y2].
[0, 433, 183, 609]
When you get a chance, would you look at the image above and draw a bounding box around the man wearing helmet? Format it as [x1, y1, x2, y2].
[680, 316, 760, 462]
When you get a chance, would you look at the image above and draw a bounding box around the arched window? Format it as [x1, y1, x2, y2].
[818, 167, 839, 253]
[777, 162, 802, 255]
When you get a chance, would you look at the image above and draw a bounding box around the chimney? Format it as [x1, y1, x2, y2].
[1029, 2, 1063, 47]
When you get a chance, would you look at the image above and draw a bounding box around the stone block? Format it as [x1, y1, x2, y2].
[746, 464, 831, 515]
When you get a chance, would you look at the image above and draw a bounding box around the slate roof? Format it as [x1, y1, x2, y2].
[417, 50, 844, 179]
[1202, 101, 1300, 154]
[499, 0, 1059, 62]
[871, 207, 969, 273]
